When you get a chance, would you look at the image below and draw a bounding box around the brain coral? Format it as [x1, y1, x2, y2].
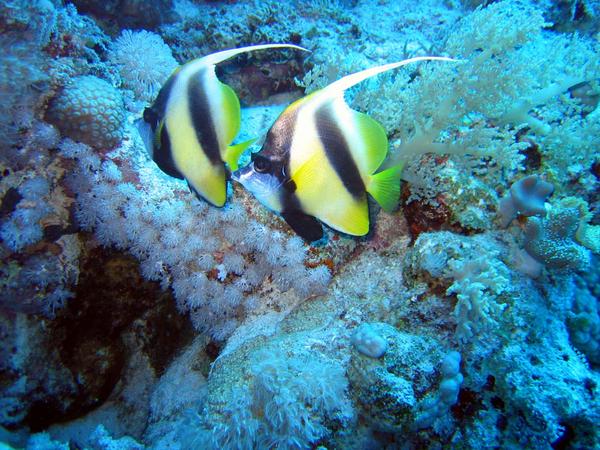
[46, 75, 125, 150]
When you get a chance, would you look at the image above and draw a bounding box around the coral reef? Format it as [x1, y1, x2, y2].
[107, 30, 178, 103]
[58, 132, 332, 341]
[412, 350, 463, 430]
[524, 208, 591, 271]
[351, 322, 388, 358]
[498, 175, 554, 227]
[45, 76, 126, 150]
[0, 0, 599, 449]
[348, 323, 449, 434]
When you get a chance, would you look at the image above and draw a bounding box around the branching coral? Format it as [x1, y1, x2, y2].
[327, 0, 599, 230]
[537, 99, 600, 199]
[405, 231, 513, 342]
[447, 255, 510, 342]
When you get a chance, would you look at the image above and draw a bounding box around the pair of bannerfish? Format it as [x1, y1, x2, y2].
[138, 44, 453, 242]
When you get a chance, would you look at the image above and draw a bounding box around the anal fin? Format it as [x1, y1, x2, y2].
[282, 210, 323, 242]
[187, 180, 225, 207]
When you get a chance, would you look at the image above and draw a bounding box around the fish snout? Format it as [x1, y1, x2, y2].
[231, 164, 254, 185]
[230, 168, 243, 183]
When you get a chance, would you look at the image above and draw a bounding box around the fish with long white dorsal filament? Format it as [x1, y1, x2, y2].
[137, 44, 308, 207]
[232, 56, 456, 241]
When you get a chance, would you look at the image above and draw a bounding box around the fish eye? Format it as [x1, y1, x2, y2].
[253, 156, 272, 173]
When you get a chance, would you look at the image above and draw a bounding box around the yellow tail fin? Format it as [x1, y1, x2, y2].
[367, 164, 404, 212]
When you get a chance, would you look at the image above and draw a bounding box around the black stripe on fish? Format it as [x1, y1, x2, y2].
[281, 209, 323, 242]
[148, 69, 179, 124]
[144, 68, 181, 177]
[262, 106, 299, 165]
[153, 124, 183, 179]
[188, 68, 222, 166]
[256, 103, 323, 240]
[280, 180, 323, 242]
[315, 104, 365, 199]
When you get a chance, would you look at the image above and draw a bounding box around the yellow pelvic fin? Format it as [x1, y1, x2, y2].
[352, 110, 389, 174]
[224, 138, 256, 171]
[367, 163, 404, 212]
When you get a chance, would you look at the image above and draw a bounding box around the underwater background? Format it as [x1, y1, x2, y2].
[1, 0, 599, 448]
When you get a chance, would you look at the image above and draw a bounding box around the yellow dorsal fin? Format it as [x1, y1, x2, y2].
[219, 81, 242, 146]
[367, 163, 404, 212]
[224, 138, 256, 171]
[351, 110, 389, 174]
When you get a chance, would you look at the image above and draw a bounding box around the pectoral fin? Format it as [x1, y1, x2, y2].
[136, 118, 155, 158]
[282, 210, 323, 242]
[224, 138, 256, 171]
[352, 110, 389, 173]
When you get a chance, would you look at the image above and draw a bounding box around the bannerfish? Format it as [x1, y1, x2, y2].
[232, 56, 454, 241]
[138, 44, 308, 207]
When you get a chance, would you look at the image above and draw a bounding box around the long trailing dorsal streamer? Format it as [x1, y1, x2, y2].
[317, 55, 456, 99]
[198, 43, 310, 67]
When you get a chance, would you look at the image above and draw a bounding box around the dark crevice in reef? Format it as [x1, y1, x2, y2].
[401, 184, 466, 241]
[0, 187, 22, 219]
[69, 0, 177, 31]
[218, 56, 307, 104]
[23, 247, 194, 431]
[552, 422, 576, 450]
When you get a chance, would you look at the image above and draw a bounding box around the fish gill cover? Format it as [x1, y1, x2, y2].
[0, 0, 599, 449]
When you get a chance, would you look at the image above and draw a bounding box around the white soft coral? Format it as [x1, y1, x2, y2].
[107, 30, 178, 102]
